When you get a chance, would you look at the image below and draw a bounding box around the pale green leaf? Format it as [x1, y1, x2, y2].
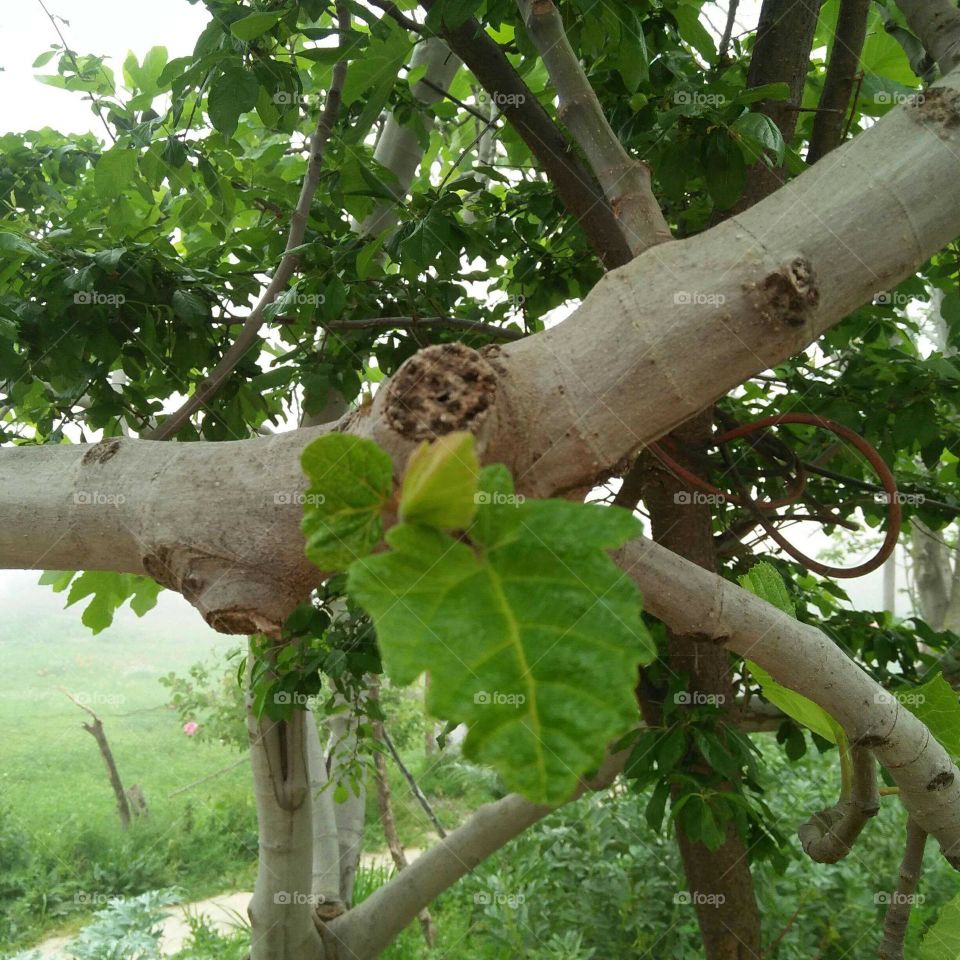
[739, 562, 795, 616]
[904, 673, 960, 760]
[398, 431, 479, 530]
[94, 148, 138, 199]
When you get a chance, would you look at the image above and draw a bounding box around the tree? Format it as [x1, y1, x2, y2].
[3, 0, 960, 957]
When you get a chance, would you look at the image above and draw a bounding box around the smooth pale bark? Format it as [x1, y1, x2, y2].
[328, 708, 366, 906]
[797, 746, 880, 863]
[515, 0, 671, 254]
[247, 707, 323, 960]
[493, 70, 960, 495]
[358, 37, 461, 238]
[307, 710, 343, 911]
[327, 749, 625, 959]
[911, 519, 960, 632]
[878, 819, 928, 959]
[897, 0, 960, 73]
[616, 537, 960, 866]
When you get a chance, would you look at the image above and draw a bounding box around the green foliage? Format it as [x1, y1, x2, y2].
[39, 572, 161, 636]
[66, 889, 179, 960]
[920, 890, 960, 959]
[302, 432, 654, 803]
[301, 434, 395, 569]
[5, 0, 960, 953]
[159, 648, 247, 750]
[904, 673, 960, 761]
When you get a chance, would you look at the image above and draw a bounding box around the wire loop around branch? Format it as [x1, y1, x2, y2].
[648, 413, 901, 578]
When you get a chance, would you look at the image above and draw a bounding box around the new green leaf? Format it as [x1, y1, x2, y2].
[398, 431, 479, 530]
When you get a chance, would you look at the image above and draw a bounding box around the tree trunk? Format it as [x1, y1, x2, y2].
[247, 706, 323, 960]
[306, 709, 344, 917]
[910, 519, 960, 632]
[641, 413, 762, 960]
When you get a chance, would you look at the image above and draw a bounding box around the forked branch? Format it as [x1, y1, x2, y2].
[516, 0, 671, 254]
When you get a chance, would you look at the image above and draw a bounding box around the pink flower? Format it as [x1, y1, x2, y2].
[182, 721, 199, 736]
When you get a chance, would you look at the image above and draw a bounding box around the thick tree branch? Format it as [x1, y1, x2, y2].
[807, 0, 870, 163]
[732, 0, 820, 209]
[358, 36, 462, 239]
[327, 750, 624, 959]
[515, 0, 671, 254]
[4, 77, 960, 626]
[797, 745, 880, 862]
[616, 537, 960, 867]
[420, 0, 633, 268]
[148, 19, 350, 440]
[897, 0, 960, 74]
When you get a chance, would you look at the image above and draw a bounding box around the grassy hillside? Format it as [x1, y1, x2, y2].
[0, 574, 257, 951]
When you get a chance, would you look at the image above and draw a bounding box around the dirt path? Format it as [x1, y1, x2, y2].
[31, 849, 424, 957]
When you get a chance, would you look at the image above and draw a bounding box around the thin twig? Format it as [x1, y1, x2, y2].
[35, 0, 117, 144]
[368, 0, 426, 35]
[148, 4, 352, 439]
[380, 728, 447, 839]
[167, 753, 251, 798]
[718, 0, 740, 63]
[326, 316, 522, 340]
